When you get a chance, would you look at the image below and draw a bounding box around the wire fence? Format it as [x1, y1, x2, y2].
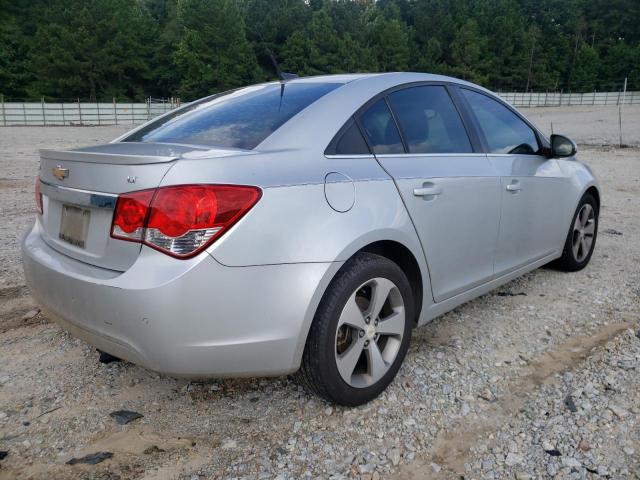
[0, 97, 180, 126]
[498, 90, 640, 107]
[1, 91, 638, 126]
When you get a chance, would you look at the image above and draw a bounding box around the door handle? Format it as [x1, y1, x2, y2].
[506, 183, 522, 192]
[413, 185, 442, 197]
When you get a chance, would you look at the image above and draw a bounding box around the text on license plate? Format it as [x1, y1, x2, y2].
[59, 205, 90, 248]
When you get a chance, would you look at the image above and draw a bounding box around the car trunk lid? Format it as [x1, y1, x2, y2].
[38, 142, 212, 271]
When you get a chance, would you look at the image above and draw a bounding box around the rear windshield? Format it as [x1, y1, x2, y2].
[123, 82, 341, 149]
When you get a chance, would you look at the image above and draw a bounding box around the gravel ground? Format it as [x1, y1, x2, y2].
[0, 109, 639, 479]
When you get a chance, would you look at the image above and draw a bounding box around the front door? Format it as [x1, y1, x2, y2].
[358, 86, 502, 302]
[459, 88, 571, 275]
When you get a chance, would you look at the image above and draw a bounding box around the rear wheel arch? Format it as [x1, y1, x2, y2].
[357, 240, 423, 325]
[293, 236, 427, 371]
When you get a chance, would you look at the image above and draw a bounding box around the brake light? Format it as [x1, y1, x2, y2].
[111, 190, 155, 241]
[35, 178, 43, 215]
[110, 184, 261, 258]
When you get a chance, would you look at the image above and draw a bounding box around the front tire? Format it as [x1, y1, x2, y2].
[297, 253, 414, 406]
[553, 193, 598, 271]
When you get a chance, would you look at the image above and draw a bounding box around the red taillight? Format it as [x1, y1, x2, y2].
[35, 178, 43, 215]
[110, 184, 261, 258]
[111, 190, 155, 241]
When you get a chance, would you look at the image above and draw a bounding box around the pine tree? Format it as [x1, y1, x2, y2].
[173, 0, 260, 98]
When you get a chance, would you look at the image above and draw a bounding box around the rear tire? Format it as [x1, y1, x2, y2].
[296, 252, 414, 406]
[553, 193, 598, 271]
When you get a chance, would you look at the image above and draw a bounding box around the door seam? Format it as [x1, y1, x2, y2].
[371, 154, 437, 304]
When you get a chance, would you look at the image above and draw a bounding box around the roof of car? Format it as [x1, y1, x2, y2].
[256, 72, 491, 152]
[282, 72, 478, 86]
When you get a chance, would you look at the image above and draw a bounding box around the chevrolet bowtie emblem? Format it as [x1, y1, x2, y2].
[52, 165, 69, 180]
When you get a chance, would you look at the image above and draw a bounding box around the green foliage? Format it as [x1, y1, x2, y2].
[173, 0, 259, 98]
[26, 0, 157, 100]
[1, 0, 639, 100]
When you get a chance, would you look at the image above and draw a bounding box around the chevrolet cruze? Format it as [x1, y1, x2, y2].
[22, 73, 599, 405]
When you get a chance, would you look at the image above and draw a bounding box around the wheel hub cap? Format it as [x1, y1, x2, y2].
[365, 325, 376, 339]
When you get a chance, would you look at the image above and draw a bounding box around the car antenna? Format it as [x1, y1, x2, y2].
[250, 25, 298, 109]
[251, 25, 297, 82]
[266, 51, 297, 110]
[267, 52, 298, 83]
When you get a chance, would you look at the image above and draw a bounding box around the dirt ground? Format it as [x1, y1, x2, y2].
[0, 108, 639, 479]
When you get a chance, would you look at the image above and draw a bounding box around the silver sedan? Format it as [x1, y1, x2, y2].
[22, 73, 599, 405]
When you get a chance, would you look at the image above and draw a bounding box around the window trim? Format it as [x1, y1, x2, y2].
[324, 117, 372, 156]
[454, 85, 550, 155]
[324, 81, 484, 158]
[356, 97, 405, 156]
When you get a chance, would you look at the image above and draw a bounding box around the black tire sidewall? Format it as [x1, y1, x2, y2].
[309, 253, 414, 406]
[562, 193, 599, 270]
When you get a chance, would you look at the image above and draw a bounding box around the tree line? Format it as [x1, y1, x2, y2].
[1, 0, 639, 101]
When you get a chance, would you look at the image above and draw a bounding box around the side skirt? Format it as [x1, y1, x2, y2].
[419, 251, 560, 326]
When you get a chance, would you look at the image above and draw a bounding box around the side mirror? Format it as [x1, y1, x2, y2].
[550, 134, 577, 158]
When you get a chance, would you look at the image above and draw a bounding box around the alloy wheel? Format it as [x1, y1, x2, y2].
[572, 203, 596, 262]
[334, 277, 405, 388]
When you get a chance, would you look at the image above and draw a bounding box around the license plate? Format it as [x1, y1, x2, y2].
[59, 205, 90, 248]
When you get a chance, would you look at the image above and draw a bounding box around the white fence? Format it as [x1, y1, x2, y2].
[0, 98, 180, 126]
[498, 91, 640, 107]
[1, 91, 638, 126]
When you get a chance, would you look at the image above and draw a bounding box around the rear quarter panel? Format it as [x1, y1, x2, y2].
[161, 153, 424, 266]
[160, 151, 434, 327]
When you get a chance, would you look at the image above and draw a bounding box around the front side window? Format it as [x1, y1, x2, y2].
[124, 82, 341, 150]
[461, 89, 540, 155]
[358, 99, 404, 154]
[387, 86, 472, 154]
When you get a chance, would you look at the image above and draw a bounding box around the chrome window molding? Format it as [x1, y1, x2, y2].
[324, 154, 376, 159]
[40, 180, 118, 209]
[373, 153, 487, 158]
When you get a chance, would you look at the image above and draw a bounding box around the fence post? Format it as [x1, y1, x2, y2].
[146, 97, 150, 120]
[113, 97, 118, 125]
[78, 98, 82, 124]
[96, 100, 101, 126]
[23, 102, 27, 124]
[131, 102, 134, 123]
[61, 101, 66, 125]
[41, 96, 46, 126]
[1, 94, 5, 126]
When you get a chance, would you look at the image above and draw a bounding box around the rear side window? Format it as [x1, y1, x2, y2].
[124, 83, 341, 150]
[461, 89, 540, 155]
[332, 121, 370, 155]
[387, 86, 472, 154]
[358, 99, 404, 154]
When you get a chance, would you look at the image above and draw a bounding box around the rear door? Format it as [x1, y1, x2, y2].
[360, 85, 502, 302]
[458, 88, 570, 275]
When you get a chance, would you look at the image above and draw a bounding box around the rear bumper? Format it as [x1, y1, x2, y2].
[22, 221, 335, 377]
